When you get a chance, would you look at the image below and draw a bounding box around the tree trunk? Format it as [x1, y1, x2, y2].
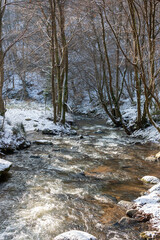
[0, 6, 5, 116]
[49, 0, 57, 123]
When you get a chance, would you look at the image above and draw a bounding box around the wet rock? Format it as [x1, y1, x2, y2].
[0, 142, 15, 153]
[79, 135, 84, 139]
[42, 129, 58, 135]
[141, 176, 160, 184]
[54, 230, 97, 240]
[126, 209, 138, 218]
[118, 216, 138, 226]
[16, 138, 31, 150]
[30, 155, 41, 159]
[0, 159, 12, 175]
[42, 128, 77, 136]
[118, 200, 135, 210]
[33, 140, 53, 145]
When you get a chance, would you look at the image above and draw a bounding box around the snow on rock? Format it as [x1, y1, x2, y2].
[0, 158, 12, 175]
[135, 180, 160, 232]
[141, 176, 160, 184]
[0, 115, 31, 153]
[54, 230, 97, 240]
[140, 231, 159, 239]
[148, 183, 160, 193]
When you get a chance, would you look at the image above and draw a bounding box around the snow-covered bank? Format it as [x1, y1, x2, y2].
[0, 100, 75, 153]
[120, 99, 160, 142]
[73, 95, 160, 143]
[135, 177, 160, 238]
[5, 100, 75, 134]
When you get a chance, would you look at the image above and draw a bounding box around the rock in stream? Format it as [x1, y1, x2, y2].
[54, 230, 97, 240]
[0, 158, 12, 175]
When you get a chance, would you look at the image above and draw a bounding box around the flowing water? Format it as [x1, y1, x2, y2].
[0, 116, 160, 240]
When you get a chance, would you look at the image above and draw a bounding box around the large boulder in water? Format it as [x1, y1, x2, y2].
[0, 158, 12, 175]
[54, 230, 97, 240]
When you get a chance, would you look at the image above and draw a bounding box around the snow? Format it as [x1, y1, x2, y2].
[121, 98, 160, 142]
[73, 94, 160, 142]
[0, 158, 12, 173]
[0, 100, 74, 152]
[132, 126, 160, 143]
[5, 100, 73, 133]
[0, 98, 160, 234]
[0, 113, 27, 152]
[141, 176, 160, 184]
[54, 230, 97, 240]
[135, 180, 160, 232]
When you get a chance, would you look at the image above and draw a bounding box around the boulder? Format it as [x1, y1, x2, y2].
[54, 230, 97, 240]
[141, 176, 160, 184]
[126, 209, 138, 218]
[42, 129, 58, 135]
[118, 216, 138, 226]
[0, 158, 12, 175]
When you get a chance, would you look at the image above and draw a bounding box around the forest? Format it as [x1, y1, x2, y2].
[0, 1, 160, 240]
[0, 0, 159, 132]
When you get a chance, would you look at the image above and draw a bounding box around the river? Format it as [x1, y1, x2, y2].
[0, 116, 160, 240]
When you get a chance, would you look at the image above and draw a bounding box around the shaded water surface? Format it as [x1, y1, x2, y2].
[0, 116, 160, 240]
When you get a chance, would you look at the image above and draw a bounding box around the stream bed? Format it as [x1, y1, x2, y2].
[0, 116, 160, 240]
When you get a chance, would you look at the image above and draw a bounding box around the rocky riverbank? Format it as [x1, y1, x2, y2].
[117, 173, 160, 240]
